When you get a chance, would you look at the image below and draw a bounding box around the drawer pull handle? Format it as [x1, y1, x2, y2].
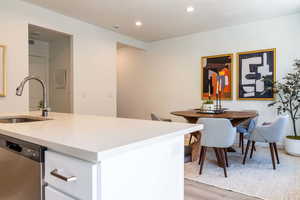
[50, 169, 77, 182]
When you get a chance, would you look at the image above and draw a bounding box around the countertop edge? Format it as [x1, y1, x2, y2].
[0, 124, 203, 163]
[94, 125, 203, 162]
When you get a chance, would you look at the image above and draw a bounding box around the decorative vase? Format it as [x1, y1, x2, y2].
[202, 104, 214, 110]
[285, 136, 300, 156]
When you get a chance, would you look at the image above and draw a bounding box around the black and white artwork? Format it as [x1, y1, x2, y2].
[237, 49, 276, 100]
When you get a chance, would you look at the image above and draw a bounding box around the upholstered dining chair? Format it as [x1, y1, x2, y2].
[150, 113, 172, 122]
[197, 118, 237, 177]
[151, 113, 197, 144]
[242, 115, 289, 170]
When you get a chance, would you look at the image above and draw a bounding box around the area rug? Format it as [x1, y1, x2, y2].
[184, 146, 300, 200]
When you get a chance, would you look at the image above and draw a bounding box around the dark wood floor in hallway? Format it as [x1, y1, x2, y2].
[185, 179, 261, 200]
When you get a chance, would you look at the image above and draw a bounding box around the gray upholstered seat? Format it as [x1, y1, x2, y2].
[199, 118, 237, 148]
[243, 115, 289, 170]
[197, 118, 237, 177]
[245, 115, 288, 142]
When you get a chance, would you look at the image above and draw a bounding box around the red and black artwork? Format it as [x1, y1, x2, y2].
[201, 54, 233, 100]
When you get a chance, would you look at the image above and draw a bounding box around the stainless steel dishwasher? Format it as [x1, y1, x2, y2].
[0, 134, 46, 200]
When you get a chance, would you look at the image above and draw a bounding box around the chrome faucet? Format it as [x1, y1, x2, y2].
[16, 76, 50, 117]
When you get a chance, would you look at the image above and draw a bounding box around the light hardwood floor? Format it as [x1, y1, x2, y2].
[185, 179, 261, 200]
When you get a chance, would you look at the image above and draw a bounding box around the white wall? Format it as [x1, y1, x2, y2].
[0, 0, 146, 116]
[117, 47, 148, 118]
[49, 37, 71, 113]
[117, 13, 300, 132]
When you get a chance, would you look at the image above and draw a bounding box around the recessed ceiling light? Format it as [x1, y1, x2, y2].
[135, 21, 143, 27]
[186, 6, 195, 13]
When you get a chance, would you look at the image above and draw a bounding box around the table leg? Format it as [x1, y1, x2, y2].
[183, 117, 201, 162]
[191, 131, 201, 162]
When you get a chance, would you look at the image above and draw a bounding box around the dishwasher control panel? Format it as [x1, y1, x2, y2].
[0, 134, 46, 162]
[23, 147, 40, 160]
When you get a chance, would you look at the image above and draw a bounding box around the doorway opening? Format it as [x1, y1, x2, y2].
[116, 42, 147, 119]
[28, 24, 73, 113]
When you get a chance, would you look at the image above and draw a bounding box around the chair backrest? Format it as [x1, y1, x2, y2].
[237, 116, 258, 134]
[151, 113, 161, 121]
[197, 118, 237, 148]
[248, 117, 258, 133]
[151, 113, 172, 122]
[240, 110, 258, 131]
[267, 115, 289, 142]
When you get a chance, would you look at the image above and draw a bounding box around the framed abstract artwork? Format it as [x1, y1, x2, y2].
[0, 45, 6, 97]
[201, 54, 233, 100]
[237, 49, 276, 100]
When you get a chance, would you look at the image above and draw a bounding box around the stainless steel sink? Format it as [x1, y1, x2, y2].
[0, 116, 50, 123]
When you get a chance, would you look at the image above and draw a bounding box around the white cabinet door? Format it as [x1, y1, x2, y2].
[100, 136, 184, 200]
[45, 151, 98, 200]
[45, 186, 75, 200]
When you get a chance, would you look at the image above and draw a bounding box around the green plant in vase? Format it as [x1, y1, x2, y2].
[203, 99, 214, 104]
[202, 98, 214, 110]
[265, 59, 300, 156]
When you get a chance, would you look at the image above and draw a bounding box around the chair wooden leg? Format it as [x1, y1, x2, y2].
[243, 140, 251, 164]
[224, 148, 229, 167]
[241, 134, 244, 154]
[239, 133, 242, 147]
[218, 148, 227, 178]
[273, 143, 280, 164]
[269, 143, 276, 170]
[250, 141, 256, 159]
[198, 146, 204, 165]
[213, 147, 222, 167]
[199, 147, 207, 175]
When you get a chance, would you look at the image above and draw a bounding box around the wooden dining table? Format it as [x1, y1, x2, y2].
[171, 110, 258, 161]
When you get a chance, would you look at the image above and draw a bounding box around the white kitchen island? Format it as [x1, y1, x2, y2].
[0, 112, 203, 200]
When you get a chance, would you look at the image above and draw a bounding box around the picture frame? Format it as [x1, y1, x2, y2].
[237, 48, 276, 100]
[201, 54, 233, 100]
[0, 45, 6, 97]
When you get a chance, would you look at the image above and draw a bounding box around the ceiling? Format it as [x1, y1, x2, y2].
[22, 0, 300, 42]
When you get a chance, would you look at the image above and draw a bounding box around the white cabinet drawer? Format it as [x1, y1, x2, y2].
[45, 186, 75, 200]
[45, 151, 98, 200]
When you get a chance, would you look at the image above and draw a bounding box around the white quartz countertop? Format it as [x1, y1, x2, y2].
[0, 112, 203, 163]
